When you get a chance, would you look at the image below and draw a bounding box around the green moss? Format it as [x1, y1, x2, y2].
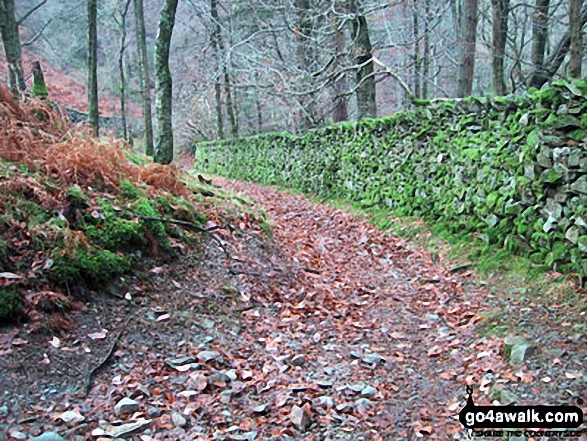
[124, 149, 152, 166]
[0, 288, 24, 322]
[120, 180, 142, 199]
[49, 248, 130, 288]
[32, 78, 49, 98]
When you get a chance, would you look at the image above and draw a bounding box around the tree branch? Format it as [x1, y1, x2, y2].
[22, 19, 52, 47]
[17, 0, 47, 25]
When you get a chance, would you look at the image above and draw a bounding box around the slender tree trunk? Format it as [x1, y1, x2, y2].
[569, 0, 583, 77]
[223, 64, 238, 137]
[332, 25, 348, 122]
[87, 0, 99, 136]
[491, 0, 509, 95]
[210, 0, 224, 139]
[350, 0, 376, 119]
[528, 0, 550, 88]
[412, 0, 421, 99]
[154, 0, 178, 165]
[134, 0, 154, 155]
[0, 0, 25, 95]
[422, 0, 430, 99]
[456, 0, 479, 97]
[118, 0, 131, 141]
[256, 88, 263, 132]
[295, 0, 316, 130]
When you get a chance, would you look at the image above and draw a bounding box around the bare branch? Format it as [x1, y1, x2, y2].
[22, 19, 52, 47]
[17, 0, 47, 25]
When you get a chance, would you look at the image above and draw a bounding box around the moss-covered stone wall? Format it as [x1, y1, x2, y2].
[193, 79, 587, 277]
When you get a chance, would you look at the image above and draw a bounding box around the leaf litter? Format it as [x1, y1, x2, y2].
[0, 147, 585, 439]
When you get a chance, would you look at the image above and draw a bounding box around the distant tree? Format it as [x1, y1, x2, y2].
[568, 0, 583, 78]
[210, 0, 224, 139]
[332, 24, 348, 123]
[87, 0, 99, 135]
[0, 0, 47, 95]
[528, 0, 550, 88]
[134, 0, 154, 155]
[456, 0, 479, 97]
[349, 0, 376, 119]
[154, 0, 179, 165]
[528, 0, 587, 88]
[490, 0, 509, 95]
[114, 0, 132, 142]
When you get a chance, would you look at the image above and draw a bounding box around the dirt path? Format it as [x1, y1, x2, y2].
[1, 178, 584, 440]
[208, 178, 505, 439]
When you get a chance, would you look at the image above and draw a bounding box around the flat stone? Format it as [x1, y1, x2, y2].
[361, 353, 385, 365]
[172, 411, 187, 427]
[291, 354, 306, 366]
[504, 336, 534, 366]
[147, 407, 163, 418]
[114, 397, 140, 416]
[289, 405, 312, 432]
[196, 350, 222, 362]
[59, 410, 84, 424]
[106, 419, 152, 437]
[252, 403, 271, 415]
[30, 433, 66, 441]
[360, 386, 378, 398]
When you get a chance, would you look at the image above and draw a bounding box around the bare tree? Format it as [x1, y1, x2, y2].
[0, 0, 47, 95]
[87, 0, 99, 135]
[210, 0, 224, 139]
[456, 0, 479, 97]
[491, 0, 509, 95]
[154, 0, 179, 165]
[115, 0, 132, 141]
[528, 0, 550, 88]
[568, 0, 583, 77]
[349, 0, 376, 119]
[332, 24, 348, 122]
[134, 0, 154, 155]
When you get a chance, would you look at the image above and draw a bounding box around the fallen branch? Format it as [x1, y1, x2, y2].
[84, 315, 132, 396]
[133, 215, 230, 258]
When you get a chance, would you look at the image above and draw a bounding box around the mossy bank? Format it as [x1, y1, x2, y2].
[193, 79, 587, 279]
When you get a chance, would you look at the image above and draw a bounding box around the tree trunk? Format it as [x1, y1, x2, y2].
[491, 0, 509, 96]
[118, 0, 131, 141]
[568, 0, 583, 78]
[134, 0, 154, 156]
[295, 0, 317, 130]
[87, 0, 99, 136]
[528, 0, 550, 88]
[154, 0, 178, 165]
[422, 0, 430, 99]
[223, 64, 238, 137]
[332, 25, 348, 123]
[456, 0, 479, 97]
[529, 4, 587, 88]
[350, 0, 376, 119]
[412, 0, 421, 99]
[210, 0, 224, 139]
[0, 0, 25, 95]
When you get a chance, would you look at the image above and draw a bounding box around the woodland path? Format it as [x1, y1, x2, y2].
[1, 177, 584, 441]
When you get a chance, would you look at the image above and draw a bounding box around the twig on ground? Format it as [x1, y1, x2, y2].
[84, 314, 132, 397]
[132, 215, 230, 258]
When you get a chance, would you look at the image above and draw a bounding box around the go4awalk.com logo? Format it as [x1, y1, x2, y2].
[458, 386, 583, 437]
